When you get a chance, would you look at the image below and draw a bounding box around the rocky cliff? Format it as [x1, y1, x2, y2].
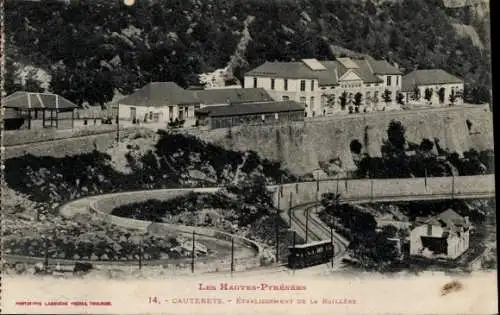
[194, 106, 493, 175]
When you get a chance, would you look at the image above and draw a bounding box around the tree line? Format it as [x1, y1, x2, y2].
[4, 0, 491, 106]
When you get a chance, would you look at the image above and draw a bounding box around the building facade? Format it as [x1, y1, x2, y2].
[193, 88, 273, 108]
[195, 100, 304, 129]
[410, 209, 470, 260]
[116, 82, 201, 127]
[402, 69, 464, 106]
[244, 57, 402, 117]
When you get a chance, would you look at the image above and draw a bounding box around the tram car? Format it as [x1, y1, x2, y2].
[287, 240, 334, 269]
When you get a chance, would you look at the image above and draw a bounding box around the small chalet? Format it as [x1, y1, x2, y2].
[410, 209, 470, 260]
[195, 100, 305, 129]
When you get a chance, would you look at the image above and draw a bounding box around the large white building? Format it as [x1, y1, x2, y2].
[115, 82, 274, 127]
[401, 69, 464, 106]
[244, 56, 403, 117]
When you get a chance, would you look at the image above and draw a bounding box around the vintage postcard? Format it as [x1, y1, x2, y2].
[0, 0, 496, 314]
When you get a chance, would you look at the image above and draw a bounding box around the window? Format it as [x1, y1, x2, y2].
[284, 79, 288, 91]
[300, 96, 307, 104]
[300, 80, 306, 91]
[149, 111, 153, 120]
[253, 77, 257, 88]
[184, 106, 189, 118]
[396, 76, 399, 86]
[282, 95, 290, 101]
[387, 76, 392, 86]
[169, 106, 174, 119]
[261, 114, 265, 121]
[271, 78, 275, 90]
[310, 96, 315, 109]
[311, 80, 315, 91]
[427, 224, 432, 236]
[274, 113, 279, 120]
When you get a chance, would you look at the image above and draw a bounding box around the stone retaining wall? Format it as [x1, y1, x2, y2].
[271, 175, 495, 211]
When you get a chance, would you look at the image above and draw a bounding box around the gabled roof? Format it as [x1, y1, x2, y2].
[194, 88, 273, 105]
[5, 91, 78, 110]
[365, 56, 403, 75]
[245, 57, 396, 86]
[195, 100, 304, 117]
[246, 61, 319, 80]
[118, 82, 200, 106]
[402, 69, 464, 91]
[423, 209, 468, 228]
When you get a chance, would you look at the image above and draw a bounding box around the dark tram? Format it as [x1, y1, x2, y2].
[287, 240, 334, 269]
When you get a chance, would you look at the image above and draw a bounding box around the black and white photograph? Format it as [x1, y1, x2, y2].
[0, 0, 496, 314]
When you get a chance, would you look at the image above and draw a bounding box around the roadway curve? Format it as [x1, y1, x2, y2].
[5, 176, 495, 273]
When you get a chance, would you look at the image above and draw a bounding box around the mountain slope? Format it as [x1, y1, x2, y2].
[4, 0, 491, 105]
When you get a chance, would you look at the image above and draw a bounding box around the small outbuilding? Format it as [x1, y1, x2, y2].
[195, 100, 305, 129]
[410, 209, 470, 260]
[4, 91, 78, 129]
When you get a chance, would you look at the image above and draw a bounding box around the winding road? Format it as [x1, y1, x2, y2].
[5, 175, 495, 274]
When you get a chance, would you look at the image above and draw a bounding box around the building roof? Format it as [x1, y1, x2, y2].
[118, 82, 200, 106]
[423, 209, 469, 228]
[194, 88, 273, 105]
[402, 69, 464, 91]
[364, 56, 403, 75]
[195, 100, 304, 117]
[5, 91, 78, 110]
[245, 57, 400, 86]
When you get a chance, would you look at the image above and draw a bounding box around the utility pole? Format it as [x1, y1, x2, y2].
[451, 173, 455, 199]
[330, 224, 334, 268]
[305, 208, 309, 243]
[275, 213, 280, 264]
[139, 238, 143, 270]
[191, 231, 196, 273]
[292, 230, 296, 276]
[336, 175, 339, 195]
[370, 171, 374, 203]
[116, 106, 120, 143]
[288, 191, 293, 228]
[44, 238, 49, 271]
[231, 237, 234, 277]
[424, 167, 428, 188]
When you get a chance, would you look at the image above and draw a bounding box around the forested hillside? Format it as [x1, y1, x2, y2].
[4, 0, 491, 106]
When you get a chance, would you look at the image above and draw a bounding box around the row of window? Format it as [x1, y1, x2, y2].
[129, 105, 191, 121]
[340, 83, 362, 89]
[252, 75, 400, 91]
[254, 77, 315, 92]
[386, 75, 400, 86]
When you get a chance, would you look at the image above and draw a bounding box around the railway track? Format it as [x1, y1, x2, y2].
[286, 190, 495, 263]
[289, 203, 348, 259]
